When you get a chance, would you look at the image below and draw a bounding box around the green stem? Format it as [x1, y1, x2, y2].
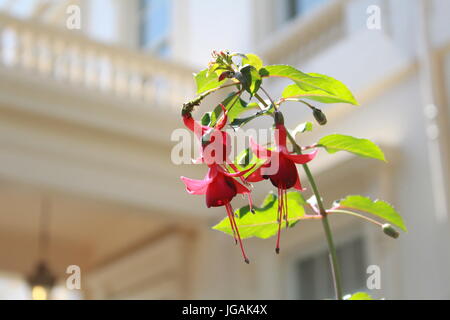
[299, 161, 343, 300]
[254, 92, 344, 300]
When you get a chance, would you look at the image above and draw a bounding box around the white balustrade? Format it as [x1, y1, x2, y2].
[0, 13, 195, 112]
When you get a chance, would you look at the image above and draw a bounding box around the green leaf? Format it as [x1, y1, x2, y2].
[235, 65, 262, 96]
[229, 104, 274, 130]
[337, 195, 407, 232]
[241, 53, 263, 70]
[194, 68, 226, 95]
[260, 65, 309, 81]
[282, 73, 358, 105]
[229, 115, 259, 130]
[260, 65, 358, 105]
[201, 112, 211, 126]
[346, 292, 373, 300]
[317, 134, 386, 161]
[212, 192, 306, 239]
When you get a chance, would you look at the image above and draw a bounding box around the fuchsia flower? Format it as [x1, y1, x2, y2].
[181, 106, 253, 263]
[181, 164, 252, 263]
[249, 122, 318, 253]
[182, 105, 229, 165]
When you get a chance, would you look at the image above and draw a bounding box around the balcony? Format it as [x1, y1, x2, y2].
[0, 12, 195, 112]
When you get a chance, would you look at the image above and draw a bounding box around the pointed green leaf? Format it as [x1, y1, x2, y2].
[194, 68, 226, 95]
[318, 134, 386, 161]
[346, 292, 373, 300]
[260, 65, 310, 82]
[282, 76, 358, 105]
[229, 104, 274, 130]
[260, 65, 358, 105]
[337, 195, 406, 232]
[241, 53, 264, 70]
[212, 192, 306, 239]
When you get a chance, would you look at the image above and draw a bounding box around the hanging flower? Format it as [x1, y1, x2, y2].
[249, 121, 318, 253]
[182, 105, 230, 165]
[181, 164, 253, 263]
[181, 105, 255, 263]
[182, 105, 255, 209]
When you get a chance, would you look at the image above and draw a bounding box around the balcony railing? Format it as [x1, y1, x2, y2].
[259, 0, 349, 66]
[0, 13, 194, 112]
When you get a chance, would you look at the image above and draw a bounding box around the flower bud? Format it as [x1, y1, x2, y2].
[182, 96, 204, 116]
[312, 107, 327, 126]
[274, 111, 284, 126]
[382, 224, 399, 239]
[218, 71, 232, 82]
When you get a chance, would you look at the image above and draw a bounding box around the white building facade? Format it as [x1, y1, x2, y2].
[0, 0, 449, 299]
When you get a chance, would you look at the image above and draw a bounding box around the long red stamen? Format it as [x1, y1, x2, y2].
[226, 204, 238, 245]
[275, 188, 283, 254]
[284, 189, 289, 228]
[226, 202, 250, 264]
[248, 193, 255, 214]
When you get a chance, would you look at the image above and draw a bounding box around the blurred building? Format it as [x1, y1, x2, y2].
[0, 0, 449, 299]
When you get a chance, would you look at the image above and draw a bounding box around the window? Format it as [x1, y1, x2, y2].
[139, 0, 171, 57]
[296, 237, 366, 299]
[283, 0, 329, 22]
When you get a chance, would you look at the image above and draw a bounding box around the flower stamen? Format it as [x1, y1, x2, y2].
[226, 202, 250, 264]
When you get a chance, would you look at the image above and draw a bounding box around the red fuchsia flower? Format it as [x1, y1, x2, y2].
[181, 105, 255, 263]
[248, 120, 318, 254]
[182, 105, 255, 210]
[182, 105, 230, 165]
[181, 164, 253, 264]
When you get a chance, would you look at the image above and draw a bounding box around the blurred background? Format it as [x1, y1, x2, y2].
[0, 0, 449, 300]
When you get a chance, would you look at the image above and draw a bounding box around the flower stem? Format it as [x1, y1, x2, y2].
[299, 161, 344, 300]
[254, 92, 344, 300]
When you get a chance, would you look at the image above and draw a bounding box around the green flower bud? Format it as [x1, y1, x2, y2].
[382, 224, 400, 239]
[312, 107, 327, 126]
[274, 111, 284, 126]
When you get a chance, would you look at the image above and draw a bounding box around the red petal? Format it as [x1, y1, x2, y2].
[293, 174, 305, 191]
[275, 124, 288, 150]
[180, 176, 210, 195]
[205, 172, 237, 207]
[233, 179, 250, 195]
[245, 166, 266, 182]
[183, 114, 208, 137]
[250, 137, 272, 159]
[283, 149, 318, 164]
